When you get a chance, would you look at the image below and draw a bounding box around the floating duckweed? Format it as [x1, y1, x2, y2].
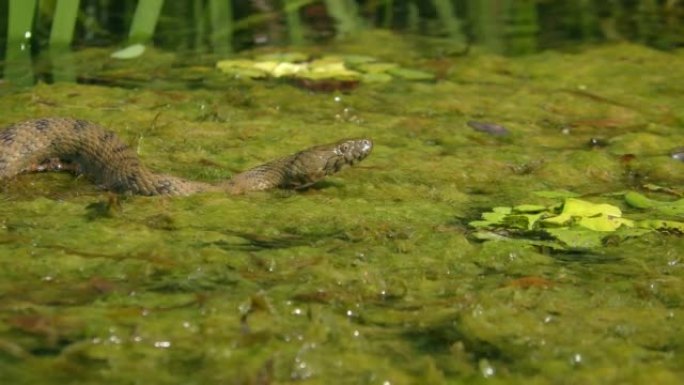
[215, 54, 433, 84]
[254, 52, 309, 62]
[471, 195, 684, 250]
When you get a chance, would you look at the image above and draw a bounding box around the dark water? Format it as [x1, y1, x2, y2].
[1, 0, 683, 83]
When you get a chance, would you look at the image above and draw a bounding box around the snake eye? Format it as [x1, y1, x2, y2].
[338, 143, 350, 154]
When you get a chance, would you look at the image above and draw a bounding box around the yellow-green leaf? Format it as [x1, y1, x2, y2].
[579, 215, 633, 232]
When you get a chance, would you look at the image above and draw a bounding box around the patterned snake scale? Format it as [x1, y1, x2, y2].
[0, 118, 373, 196]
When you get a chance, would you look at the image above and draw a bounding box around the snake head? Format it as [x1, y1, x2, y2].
[333, 138, 373, 165]
[280, 138, 372, 189]
[228, 137, 373, 193]
[325, 138, 373, 175]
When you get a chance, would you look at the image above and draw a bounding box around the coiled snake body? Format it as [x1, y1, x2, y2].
[0, 118, 372, 195]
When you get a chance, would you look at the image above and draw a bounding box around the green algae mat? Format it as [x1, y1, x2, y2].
[1, 38, 683, 384]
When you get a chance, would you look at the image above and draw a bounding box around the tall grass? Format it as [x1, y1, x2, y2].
[5, 0, 37, 86]
[209, 0, 232, 54]
[129, 0, 164, 43]
[49, 0, 79, 48]
[433, 0, 466, 44]
[323, 0, 362, 37]
[48, 0, 79, 83]
[284, 0, 308, 45]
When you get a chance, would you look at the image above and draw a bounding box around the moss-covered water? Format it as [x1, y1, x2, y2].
[1, 37, 683, 384]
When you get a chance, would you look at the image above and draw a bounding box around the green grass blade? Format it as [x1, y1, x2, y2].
[433, 0, 466, 44]
[209, 0, 232, 55]
[49, 0, 80, 48]
[5, 0, 37, 86]
[129, 0, 164, 44]
[7, 0, 36, 43]
[284, 0, 307, 45]
[323, 0, 360, 37]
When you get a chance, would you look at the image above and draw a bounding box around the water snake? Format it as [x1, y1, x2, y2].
[0, 118, 373, 195]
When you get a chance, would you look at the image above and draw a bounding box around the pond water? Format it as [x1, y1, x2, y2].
[1, 3, 684, 385]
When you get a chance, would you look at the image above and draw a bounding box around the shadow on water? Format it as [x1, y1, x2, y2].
[198, 227, 351, 252]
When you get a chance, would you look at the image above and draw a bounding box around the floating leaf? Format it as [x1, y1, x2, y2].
[470, 206, 512, 228]
[481, 210, 509, 224]
[469, 220, 493, 228]
[468, 196, 671, 250]
[216, 59, 257, 69]
[215, 53, 436, 84]
[307, 60, 360, 79]
[624, 192, 684, 217]
[546, 228, 605, 249]
[504, 213, 545, 230]
[578, 215, 633, 232]
[110, 44, 146, 59]
[270, 62, 309, 77]
[254, 52, 308, 62]
[216, 59, 269, 78]
[251, 61, 278, 74]
[544, 198, 622, 226]
[513, 204, 547, 213]
[565, 198, 622, 217]
[624, 191, 654, 209]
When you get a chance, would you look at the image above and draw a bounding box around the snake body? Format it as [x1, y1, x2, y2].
[0, 118, 372, 195]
